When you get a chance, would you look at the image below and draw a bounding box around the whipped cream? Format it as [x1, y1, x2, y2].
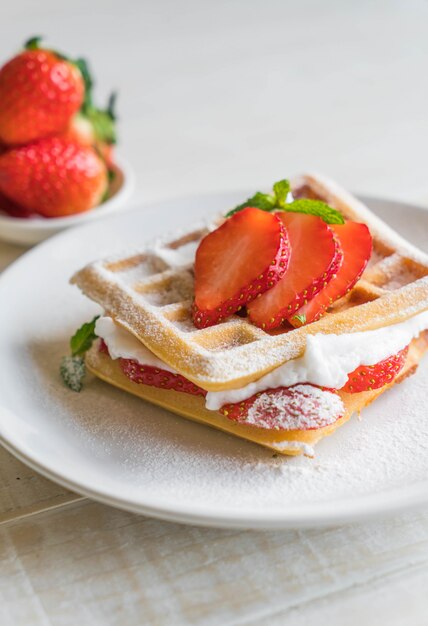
[95, 317, 176, 373]
[95, 311, 428, 411]
[206, 310, 428, 409]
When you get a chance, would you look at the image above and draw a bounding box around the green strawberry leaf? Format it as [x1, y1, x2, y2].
[24, 36, 43, 51]
[285, 199, 345, 224]
[70, 316, 99, 356]
[86, 101, 117, 145]
[60, 355, 86, 392]
[75, 57, 117, 145]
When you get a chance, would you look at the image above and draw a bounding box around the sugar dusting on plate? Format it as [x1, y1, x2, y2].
[30, 339, 428, 514]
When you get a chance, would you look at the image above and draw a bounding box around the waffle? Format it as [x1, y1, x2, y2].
[72, 173, 428, 392]
[72, 174, 428, 456]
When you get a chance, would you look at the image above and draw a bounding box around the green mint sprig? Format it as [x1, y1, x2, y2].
[226, 179, 290, 216]
[285, 199, 345, 225]
[60, 316, 99, 392]
[226, 179, 345, 225]
[70, 316, 99, 356]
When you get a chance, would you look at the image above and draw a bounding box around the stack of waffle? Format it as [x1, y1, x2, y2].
[72, 174, 428, 455]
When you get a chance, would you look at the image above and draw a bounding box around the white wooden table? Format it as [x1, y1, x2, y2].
[2, 1, 428, 624]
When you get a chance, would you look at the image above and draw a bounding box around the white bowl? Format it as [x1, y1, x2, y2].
[0, 155, 135, 245]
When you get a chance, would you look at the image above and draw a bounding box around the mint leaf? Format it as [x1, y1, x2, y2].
[273, 179, 290, 208]
[226, 179, 344, 225]
[226, 179, 291, 217]
[70, 316, 99, 357]
[60, 316, 99, 391]
[285, 199, 345, 225]
[60, 355, 86, 392]
[226, 192, 275, 217]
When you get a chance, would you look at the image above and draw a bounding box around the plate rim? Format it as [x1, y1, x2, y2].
[0, 190, 427, 529]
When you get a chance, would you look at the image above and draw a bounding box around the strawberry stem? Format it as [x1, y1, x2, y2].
[24, 36, 42, 50]
[75, 58, 117, 145]
[74, 58, 94, 111]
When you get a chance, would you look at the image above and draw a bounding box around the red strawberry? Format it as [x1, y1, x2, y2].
[120, 358, 206, 397]
[100, 142, 115, 169]
[290, 221, 372, 327]
[341, 346, 408, 393]
[0, 38, 84, 145]
[99, 339, 110, 354]
[192, 207, 290, 328]
[0, 137, 108, 218]
[247, 213, 342, 330]
[64, 115, 95, 147]
[64, 93, 117, 168]
[0, 191, 34, 218]
[220, 384, 344, 430]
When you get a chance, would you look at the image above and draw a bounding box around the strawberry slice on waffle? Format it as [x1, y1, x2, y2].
[291, 221, 372, 327]
[220, 384, 344, 431]
[341, 346, 408, 393]
[247, 213, 342, 330]
[120, 358, 207, 397]
[192, 207, 290, 328]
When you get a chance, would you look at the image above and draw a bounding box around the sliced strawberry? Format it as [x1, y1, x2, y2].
[341, 346, 408, 393]
[290, 221, 372, 327]
[220, 384, 344, 430]
[192, 207, 290, 328]
[120, 358, 206, 397]
[99, 339, 110, 354]
[247, 213, 342, 330]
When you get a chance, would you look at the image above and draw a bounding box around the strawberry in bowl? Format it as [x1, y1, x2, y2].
[0, 37, 134, 245]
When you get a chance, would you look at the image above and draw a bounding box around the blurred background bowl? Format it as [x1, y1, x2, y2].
[0, 155, 135, 245]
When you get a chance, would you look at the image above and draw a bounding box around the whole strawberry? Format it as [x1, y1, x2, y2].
[64, 92, 117, 168]
[0, 191, 34, 218]
[0, 137, 108, 217]
[0, 37, 84, 145]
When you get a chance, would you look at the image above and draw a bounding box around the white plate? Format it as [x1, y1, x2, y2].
[0, 155, 135, 245]
[0, 192, 427, 529]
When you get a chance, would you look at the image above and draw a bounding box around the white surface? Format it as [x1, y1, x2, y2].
[2, 0, 428, 208]
[1, 1, 428, 623]
[0, 192, 427, 529]
[0, 157, 135, 245]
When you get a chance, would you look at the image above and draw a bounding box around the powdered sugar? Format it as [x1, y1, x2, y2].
[148, 240, 199, 269]
[2, 189, 428, 525]
[270, 440, 315, 457]
[244, 385, 344, 430]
